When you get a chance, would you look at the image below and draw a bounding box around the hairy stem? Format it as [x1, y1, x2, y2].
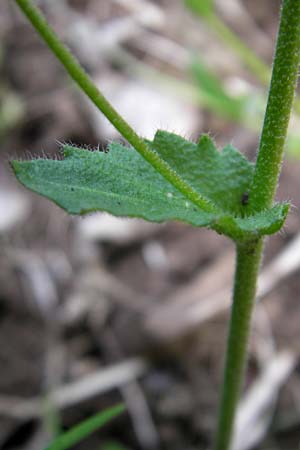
[214, 1, 300, 449]
[14, 0, 217, 214]
[213, 239, 263, 450]
[249, 0, 300, 211]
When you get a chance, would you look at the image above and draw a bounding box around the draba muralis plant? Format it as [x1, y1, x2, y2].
[10, 0, 300, 449]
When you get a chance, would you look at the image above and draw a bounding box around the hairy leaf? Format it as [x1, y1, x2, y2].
[12, 144, 215, 227]
[149, 131, 253, 215]
[11, 132, 289, 241]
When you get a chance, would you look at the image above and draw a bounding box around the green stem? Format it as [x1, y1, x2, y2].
[249, 0, 300, 211]
[214, 1, 300, 449]
[14, 0, 217, 215]
[213, 239, 263, 450]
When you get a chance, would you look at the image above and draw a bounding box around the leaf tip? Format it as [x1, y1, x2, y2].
[63, 145, 76, 158]
[10, 159, 24, 177]
[197, 133, 217, 153]
[153, 129, 174, 143]
[280, 202, 290, 222]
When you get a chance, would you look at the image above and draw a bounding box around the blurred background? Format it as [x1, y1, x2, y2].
[1, 0, 300, 449]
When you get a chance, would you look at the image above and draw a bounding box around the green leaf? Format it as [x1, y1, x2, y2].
[11, 143, 216, 227]
[216, 202, 289, 241]
[149, 131, 289, 238]
[185, 0, 214, 18]
[11, 132, 288, 242]
[43, 404, 125, 450]
[149, 131, 253, 215]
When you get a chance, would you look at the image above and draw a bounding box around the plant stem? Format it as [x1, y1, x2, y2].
[213, 238, 263, 450]
[249, 0, 300, 211]
[214, 1, 300, 449]
[14, 0, 217, 215]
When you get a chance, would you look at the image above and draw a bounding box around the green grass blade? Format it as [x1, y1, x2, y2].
[191, 59, 244, 122]
[43, 404, 125, 450]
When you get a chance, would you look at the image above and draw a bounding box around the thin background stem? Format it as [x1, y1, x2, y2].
[206, 13, 270, 85]
[187, 0, 300, 115]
